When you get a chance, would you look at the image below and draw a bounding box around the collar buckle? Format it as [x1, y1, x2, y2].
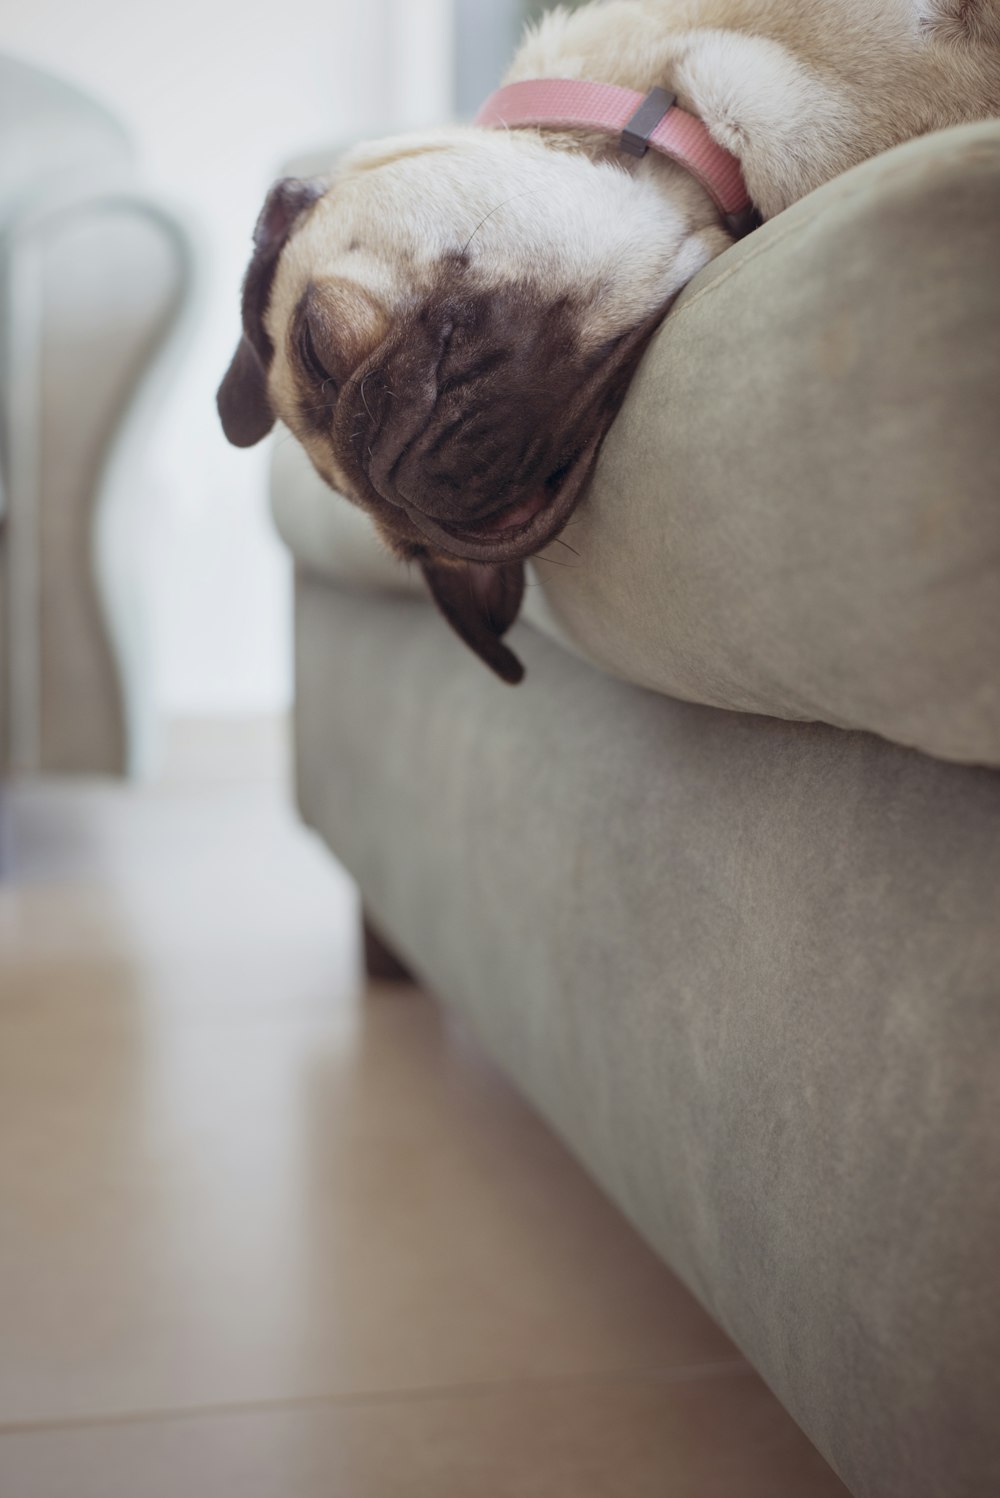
[620, 86, 677, 158]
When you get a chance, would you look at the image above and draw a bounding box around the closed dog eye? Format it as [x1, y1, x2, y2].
[298, 317, 337, 388]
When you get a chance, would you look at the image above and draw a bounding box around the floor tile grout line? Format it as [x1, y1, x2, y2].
[0, 1359, 754, 1437]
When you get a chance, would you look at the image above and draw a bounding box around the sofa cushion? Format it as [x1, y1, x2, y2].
[294, 575, 1000, 1498]
[272, 121, 1000, 768]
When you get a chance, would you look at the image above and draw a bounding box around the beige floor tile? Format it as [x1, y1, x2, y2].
[1, 769, 738, 1429]
[2, 778, 358, 975]
[0, 977, 740, 1423]
[0, 740, 846, 1494]
[0, 1373, 848, 1498]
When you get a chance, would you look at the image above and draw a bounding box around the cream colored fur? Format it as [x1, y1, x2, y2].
[264, 0, 1000, 513]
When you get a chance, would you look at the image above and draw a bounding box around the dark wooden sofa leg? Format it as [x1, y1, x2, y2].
[363, 911, 415, 984]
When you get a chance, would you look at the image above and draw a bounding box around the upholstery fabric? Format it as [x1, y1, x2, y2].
[274, 122, 1000, 767]
[294, 573, 1000, 1498]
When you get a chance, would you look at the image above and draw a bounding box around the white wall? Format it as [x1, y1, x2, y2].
[3, 0, 454, 715]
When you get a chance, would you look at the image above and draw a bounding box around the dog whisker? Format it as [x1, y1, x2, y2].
[360, 373, 377, 421]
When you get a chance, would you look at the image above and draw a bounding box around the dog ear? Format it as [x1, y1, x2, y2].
[217, 337, 276, 448]
[217, 177, 325, 448]
[420, 557, 526, 684]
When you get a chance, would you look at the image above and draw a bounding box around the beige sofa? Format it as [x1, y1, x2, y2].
[272, 123, 1000, 1498]
[0, 56, 196, 777]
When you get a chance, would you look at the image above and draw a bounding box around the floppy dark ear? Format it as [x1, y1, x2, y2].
[217, 176, 325, 448]
[420, 558, 526, 684]
[217, 337, 274, 447]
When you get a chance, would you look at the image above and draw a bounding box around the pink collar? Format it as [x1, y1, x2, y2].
[475, 79, 755, 237]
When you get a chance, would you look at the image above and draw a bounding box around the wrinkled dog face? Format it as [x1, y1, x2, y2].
[218, 128, 721, 680]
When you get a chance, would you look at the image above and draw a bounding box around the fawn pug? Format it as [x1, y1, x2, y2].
[219, 0, 1000, 681]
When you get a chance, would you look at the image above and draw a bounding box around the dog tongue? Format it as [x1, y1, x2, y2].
[477, 491, 548, 536]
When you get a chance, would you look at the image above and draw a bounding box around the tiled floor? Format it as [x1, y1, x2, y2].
[0, 720, 848, 1496]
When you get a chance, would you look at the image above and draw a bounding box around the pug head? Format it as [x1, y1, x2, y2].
[218, 127, 726, 681]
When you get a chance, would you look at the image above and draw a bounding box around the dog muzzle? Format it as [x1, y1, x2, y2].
[475, 79, 757, 239]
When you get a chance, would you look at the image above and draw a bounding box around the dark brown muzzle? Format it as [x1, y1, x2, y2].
[342, 286, 597, 541]
[335, 284, 674, 567]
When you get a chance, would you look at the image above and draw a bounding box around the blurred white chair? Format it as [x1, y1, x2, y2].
[0, 54, 198, 776]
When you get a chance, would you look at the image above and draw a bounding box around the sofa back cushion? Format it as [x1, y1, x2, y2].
[533, 121, 1000, 767]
